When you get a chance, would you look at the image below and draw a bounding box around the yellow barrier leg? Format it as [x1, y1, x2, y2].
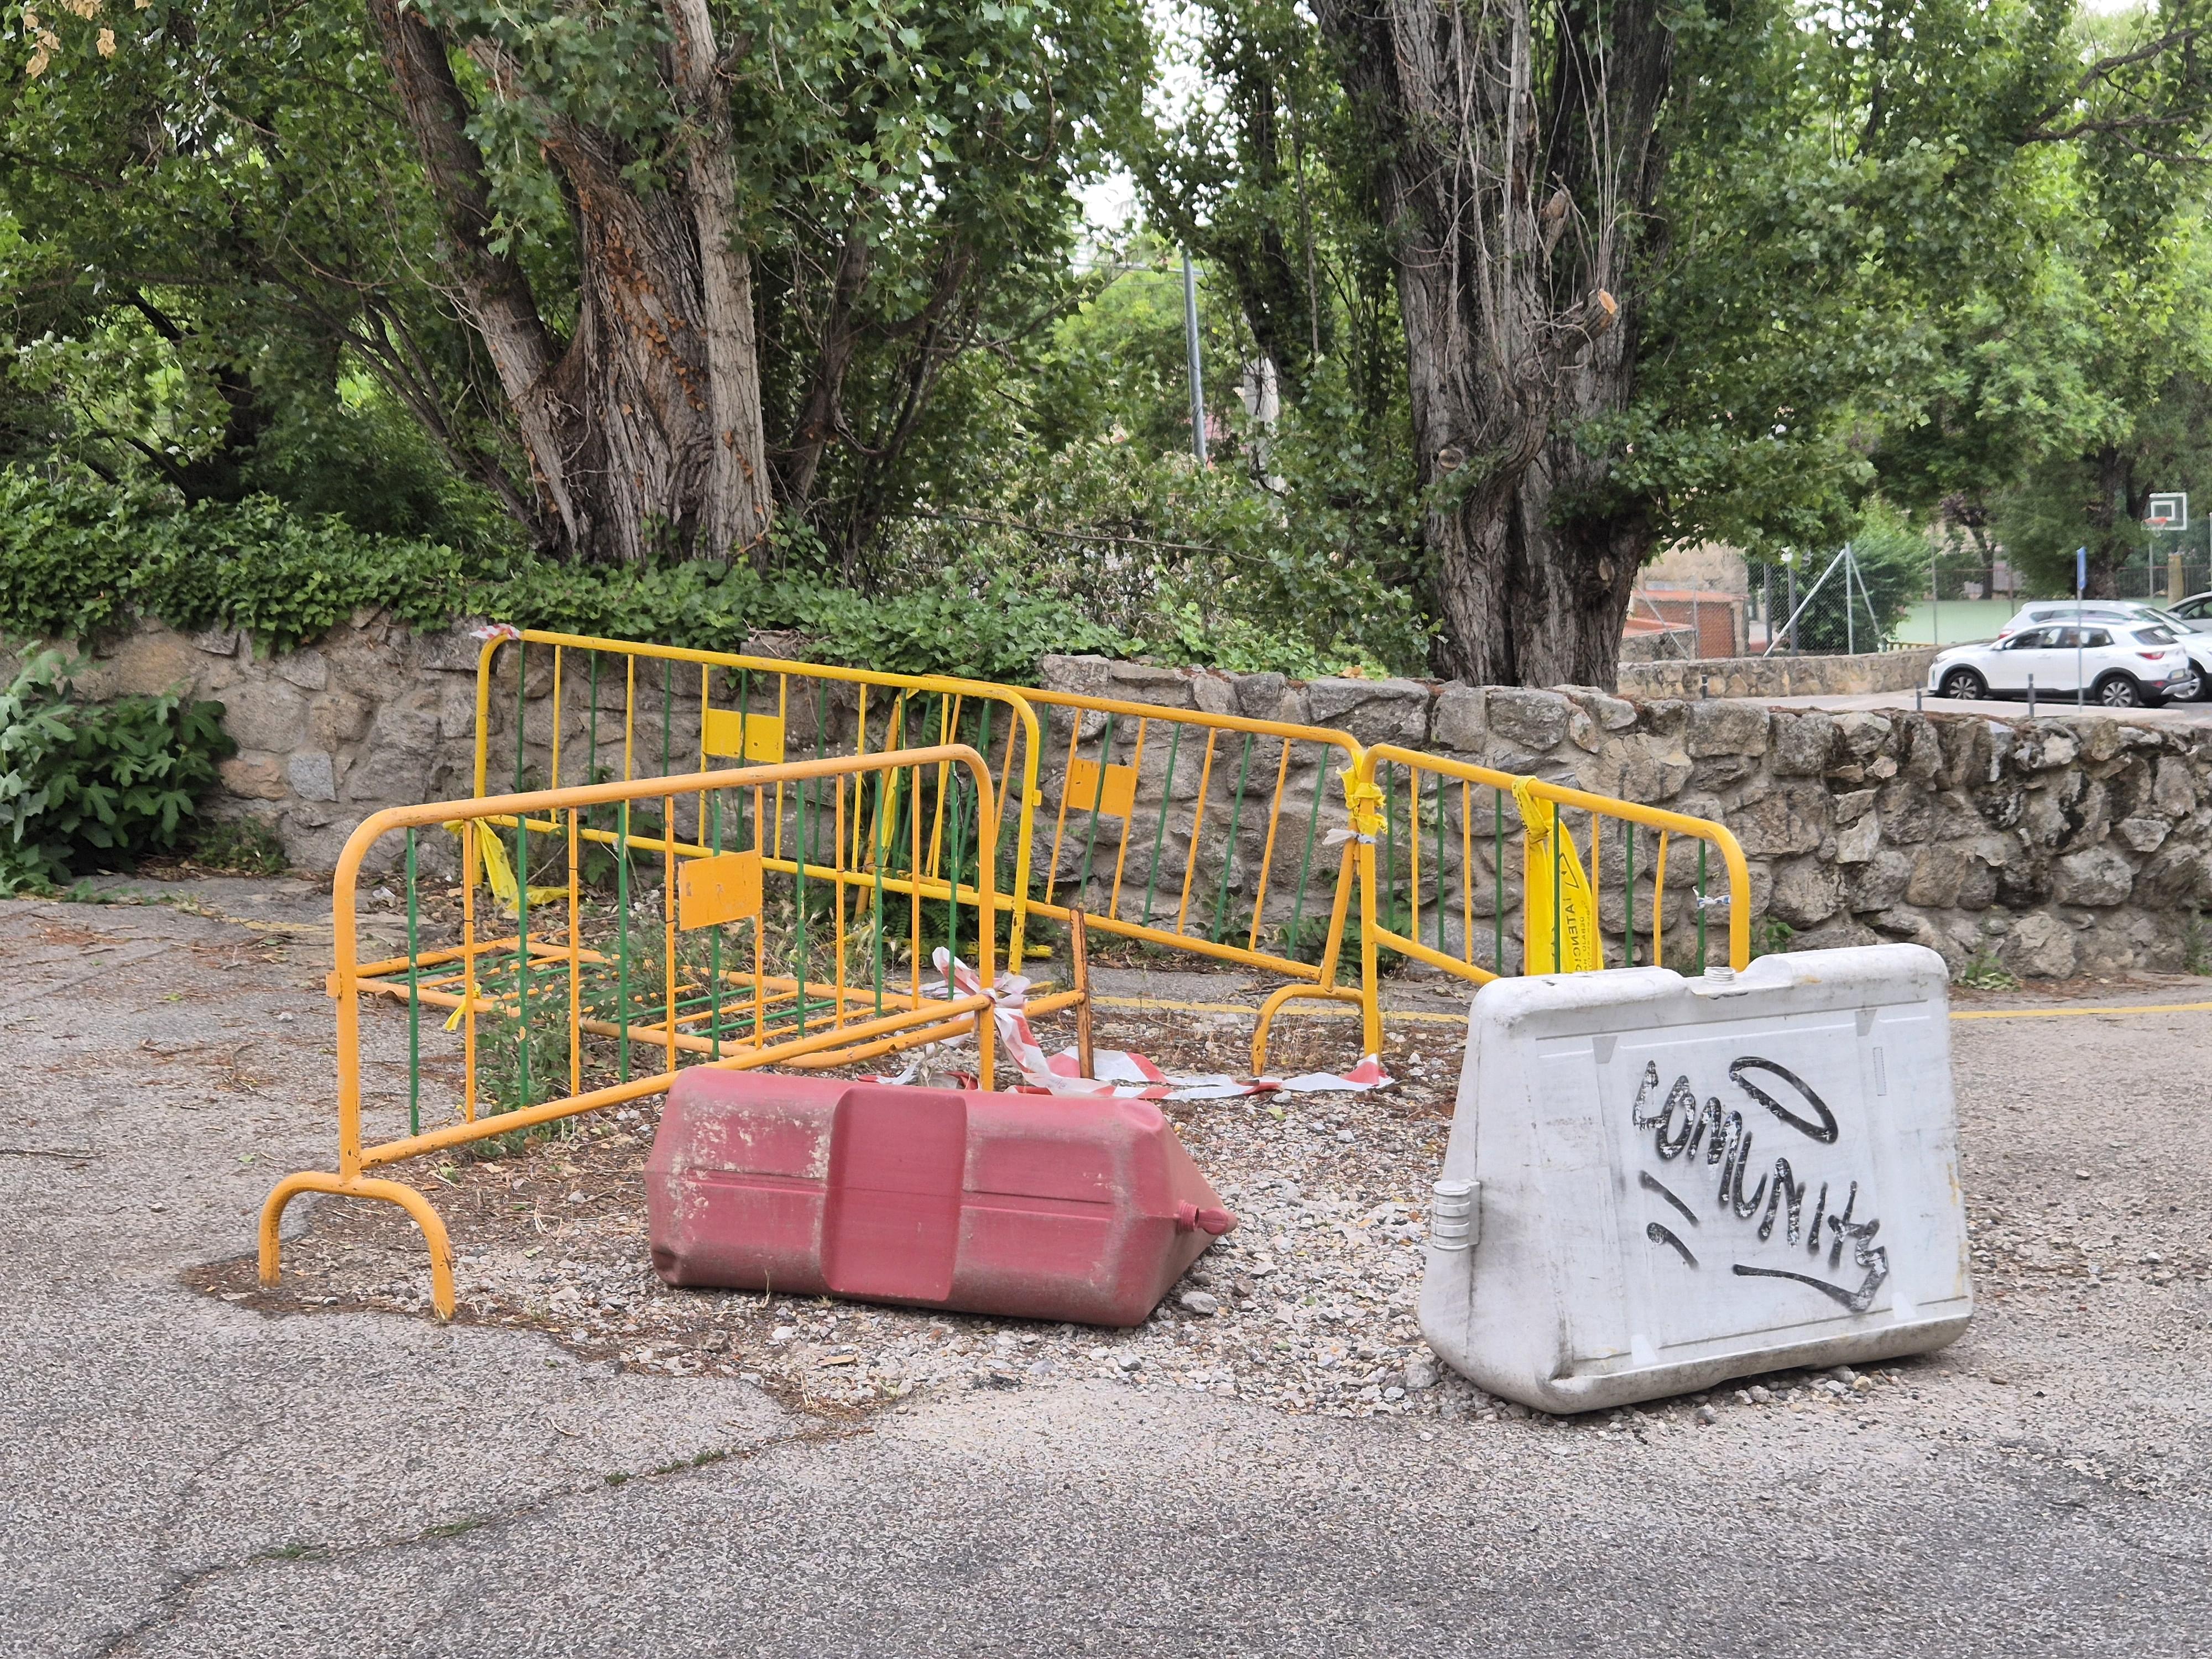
[1251, 983, 1371, 1074]
[259, 1171, 458, 1321]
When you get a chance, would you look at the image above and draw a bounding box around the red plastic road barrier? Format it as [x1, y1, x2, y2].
[646, 1071, 1237, 1327]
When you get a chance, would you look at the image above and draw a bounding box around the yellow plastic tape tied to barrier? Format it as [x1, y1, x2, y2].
[1515, 779, 1601, 974]
[444, 821, 565, 916]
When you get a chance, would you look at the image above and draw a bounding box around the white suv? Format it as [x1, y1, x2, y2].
[1996, 601, 2212, 699]
[1928, 623, 2197, 707]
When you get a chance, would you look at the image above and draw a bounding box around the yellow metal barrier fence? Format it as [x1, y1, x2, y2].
[259, 745, 1004, 1318]
[1350, 745, 1752, 1013]
[1014, 687, 1369, 1072]
[469, 628, 1050, 989]
[470, 629, 1369, 1067]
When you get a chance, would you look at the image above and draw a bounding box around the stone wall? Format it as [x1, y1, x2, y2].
[1618, 646, 1942, 701]
[11, 620, 2210, 978]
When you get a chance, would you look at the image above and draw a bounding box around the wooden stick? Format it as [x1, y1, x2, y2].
[1070, 907, 1095, 1080]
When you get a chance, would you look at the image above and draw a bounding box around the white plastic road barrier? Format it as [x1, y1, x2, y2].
[1420, 945, 1972, 1413]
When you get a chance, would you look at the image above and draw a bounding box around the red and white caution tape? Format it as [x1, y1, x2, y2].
[874, 951, 1392, 1101]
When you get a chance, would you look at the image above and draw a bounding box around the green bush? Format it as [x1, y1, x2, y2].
[0, 471, 468, 652]
[0, 471, 1136, 685]
[0, 650, 236, 891]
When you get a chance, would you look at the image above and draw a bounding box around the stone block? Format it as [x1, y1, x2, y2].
[223, 682, 306, 752]
[1563, 689, 1637, 732]
[1833, 787, 1877, 823]
[1040, 655, 1114, 697]
[217, 755, 289, 801]
[2136, 843, 2211, 906]
[344, 688, 443, 802]
[1731, 782, 1829, 857]
[1769, 713, 1837, 777]
[191, 628, 241, 658]
[1486, 688, 1571, 753]
[1431, 685, 1486, 753]
[1844, 848, 1911, 912]
[1191, 676, 1235, 717]
[1105, 660, 1198, 709]
[1834, 812, 1881, 865]
[108, 629, 201, 698]
[1305, 676, 1428, 745]
[275, 652, 330, 691]
[2153, 757, 2199, 817]
[418, 627, 487, 674]
[2019, 726, 2079, 771]
[1903, 845, 1970, 909]
[1566, 708, 1601, 753]
[310, 692, 372, 748]
[1833, 711, 1893, 760]
[2000, 911, 2077, 979]
[1767, 857, 1840, 926]
[1577, 737, 1689, 803]
[2116, 816, 2170, 854]
[1874, 779, 1933, 844]
[1900, 716, 1945, 782]
[286, 752, 338, 803]
[2051, 846, 2133, 907]
[2077, 716, 2122, 764]
[1684, 698, 1770, 758]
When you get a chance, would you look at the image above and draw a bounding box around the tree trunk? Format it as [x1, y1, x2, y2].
[369, 0, 772, 564]
[1316, 0, 1672, 687]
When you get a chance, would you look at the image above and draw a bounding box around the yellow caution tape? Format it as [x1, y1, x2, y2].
[1516, 779, 1602, 974]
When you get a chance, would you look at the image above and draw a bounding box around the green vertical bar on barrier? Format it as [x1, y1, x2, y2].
[1698, 841, 1709, 973]
[1285, 745, 1326, 957]
[1432, 772, 1446, 954]
[514, 810, 531, 1107]
[616, 800, 632, 1082]
[1076, 713, 1118, 901]
[512, 638, 526, 794]
[405, 827, 420, 1136]
[947, 769, 972, 977]
[1140, 724, 1183, 928]
[1211, 732, 1256, 943]
[1494, 786, 1505, 975]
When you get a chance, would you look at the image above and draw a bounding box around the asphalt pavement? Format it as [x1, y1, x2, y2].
[2, 881, 2207, 1658]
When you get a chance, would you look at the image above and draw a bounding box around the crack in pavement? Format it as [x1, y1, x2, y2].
[77, 1418, 870, 1657]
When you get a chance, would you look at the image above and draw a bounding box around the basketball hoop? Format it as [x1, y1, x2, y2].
[2147, 491, 2187, 530]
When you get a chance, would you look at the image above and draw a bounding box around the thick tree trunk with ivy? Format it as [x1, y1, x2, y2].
[368, 0, 772, 565]
[1316, 0, 1672, 687]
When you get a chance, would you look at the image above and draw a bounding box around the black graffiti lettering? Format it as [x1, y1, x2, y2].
[1728, 1057, 1839, 1144]
[1626, 1052, 1890, 1313]
[1639, 1171, 1699, 1227]
[1647, 1223, 1698, 1268]
[1646, 1073, 1702, 1161]
[1726, 1133, 1770, 1222]
[1756, 1159, 1806, 1244]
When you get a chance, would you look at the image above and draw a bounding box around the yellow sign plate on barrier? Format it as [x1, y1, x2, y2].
[1064, 756, 1138, 818]
[701, 708, 786, 764]
[678, 849, 763, 930]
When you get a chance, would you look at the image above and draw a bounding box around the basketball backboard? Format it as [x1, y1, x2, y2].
[2147, 491, 2187, 529]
